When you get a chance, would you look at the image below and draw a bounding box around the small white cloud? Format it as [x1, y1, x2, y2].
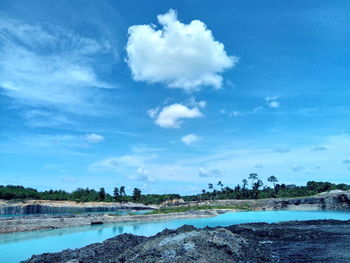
[252, 106, 264, 113]
[275, 148, 290, 154]
[85, 133, 104, 143]
[147, 107, 160, 118]
[268, 101, 280, 108]
[198, 168, 222, 177]
[181, 134, 202, 146]
[126, 9, 237, 91]
[229, 111, 241, 117]
[129, 167, 154, 182]
[254, 163, 263, 168]
[131, 145, 164, 153]
[291, 163, 305, 172]
[220, 109, 241, 117]
[265, 96, 280, 108]
[198, 101, 207, 108]
[149, 103, 203, 128]
[225, 80, 235, 88]
[186, 97, 207, 109]
[61, 177, 78, 184]
[91, 154, 157, 171]
[310, 146, 327, 152]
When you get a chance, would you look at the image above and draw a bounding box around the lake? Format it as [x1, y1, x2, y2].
[1, 210, 350, 262]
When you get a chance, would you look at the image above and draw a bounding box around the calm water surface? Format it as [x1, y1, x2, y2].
[1, 210, 349, 262]
[0, 210, 148, 218]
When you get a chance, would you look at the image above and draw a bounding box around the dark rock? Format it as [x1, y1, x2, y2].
[22, 233, 147, 263]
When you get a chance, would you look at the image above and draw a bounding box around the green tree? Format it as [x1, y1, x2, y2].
[253, 179, 263, 191]
[248, 173, 258, 188]
[242, 179, 248, 189]
[98, 187, 106, 201]
[113, 187, 120, 201]
[120, 186, 126, 202]
[267, 175, 278, 189]
[217, 181, 224, 191]
[132, 188, 142, 201]
[201, 189, 206, 201]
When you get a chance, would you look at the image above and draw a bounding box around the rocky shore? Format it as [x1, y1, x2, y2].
[184, 190, 350, 211]
[22, 219, 350, 263]
[0, 200, 157, 215]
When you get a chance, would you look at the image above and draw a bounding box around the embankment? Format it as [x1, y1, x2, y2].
[185, 190, 350, 211]
[0, 200, 157, 215]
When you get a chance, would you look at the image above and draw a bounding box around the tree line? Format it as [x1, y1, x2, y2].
[183, 173, 350, 202]
[0, 185, 179, 205]
[1, 174, 349, 204]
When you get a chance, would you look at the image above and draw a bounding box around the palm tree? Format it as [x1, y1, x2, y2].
[267, 175, 278, 189]
[201, 189, 206, 201]
[242, 179, 248, 189]
[248, 173, 258, 188]
[253, 179, 263, 191]
[113, 187, 120, 201]
[119, 186, 126, 202]
[98, 187, 106, 201]
[217, 181, 224, 190]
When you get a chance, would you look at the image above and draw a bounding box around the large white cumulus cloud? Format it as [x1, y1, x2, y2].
[126, 9, 237, 91]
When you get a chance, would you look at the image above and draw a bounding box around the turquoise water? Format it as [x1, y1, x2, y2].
[0, 210, 148, 218]
[1, 210, 349, 262]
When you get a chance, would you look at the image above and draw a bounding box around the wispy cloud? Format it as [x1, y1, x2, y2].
[290, 163, 305, 172]
[90, 154, 157, 171]
[128, 167, 155, 182]
[181, 134, 202, 146]
[6, 133, 105, 151]
[0, 16, 115, 117]
[23, 109, 76, 127]
[265, 96, 280, 108]
[274, 148, 291, 154]
[311, 146, 327, 152]
[198, 168, 222, 177]
[254, 163, 263, 168]
[220, 109, 242, 117]
[85, 133, 104, 143]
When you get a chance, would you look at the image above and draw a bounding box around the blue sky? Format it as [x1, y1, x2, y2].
[1, 0, 350, 195]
